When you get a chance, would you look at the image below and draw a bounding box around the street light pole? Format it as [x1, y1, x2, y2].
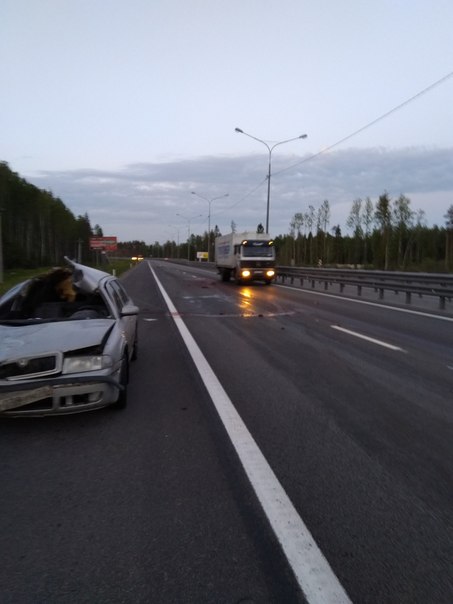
[235, 128, 307, 234]
[167, 225, 181, 258]
[191, 191, 229, 262]
[176, 213, 202, 261]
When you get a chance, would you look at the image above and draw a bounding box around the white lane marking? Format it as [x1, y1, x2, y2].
[148, 264, 351, 604]
[278, 284, 453, 322]
[331, 325, 404, 351]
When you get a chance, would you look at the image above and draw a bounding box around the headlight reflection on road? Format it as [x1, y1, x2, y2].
[239, 288, 255, 317]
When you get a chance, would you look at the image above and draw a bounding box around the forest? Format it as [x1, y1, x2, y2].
[157, 196, 453, 272]
[1, 161, 452, 273]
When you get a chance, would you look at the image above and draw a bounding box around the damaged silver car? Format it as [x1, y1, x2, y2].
[0, 258, 139, 416]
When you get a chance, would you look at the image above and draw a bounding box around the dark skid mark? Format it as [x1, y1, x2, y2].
[170, 311, 296, 319]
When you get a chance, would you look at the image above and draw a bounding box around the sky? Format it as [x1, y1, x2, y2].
[1, 0, 453, 245]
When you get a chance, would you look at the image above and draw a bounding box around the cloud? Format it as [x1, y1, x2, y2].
[23, 146, 453, 243]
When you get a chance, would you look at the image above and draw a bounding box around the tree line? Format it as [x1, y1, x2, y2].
[158, 194, 453, 272]
[275, 194, 453, 271]
[1, 162, 452, 272]
[0, 162, 98, 269]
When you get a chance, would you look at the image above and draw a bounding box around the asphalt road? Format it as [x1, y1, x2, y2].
[1, 259, 452, 603]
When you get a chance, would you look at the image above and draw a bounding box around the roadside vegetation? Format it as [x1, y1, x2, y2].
[1, 161, 452, 289]
[276, 196, 453, 272]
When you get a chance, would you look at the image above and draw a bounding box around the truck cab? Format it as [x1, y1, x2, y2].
[215, 232, 276, 284]
[234, 237, 276, 284]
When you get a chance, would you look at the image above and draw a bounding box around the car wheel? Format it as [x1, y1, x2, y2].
[131, 329, 138, 361]
[112, 357, 128, 410]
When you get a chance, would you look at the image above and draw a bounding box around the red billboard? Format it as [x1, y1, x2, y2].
[89, 236, 117, 252]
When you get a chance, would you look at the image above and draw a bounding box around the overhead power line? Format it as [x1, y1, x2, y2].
[215, 176, 268, 216]
[273, 70, 453, 178]
[222, 71, 453, 222]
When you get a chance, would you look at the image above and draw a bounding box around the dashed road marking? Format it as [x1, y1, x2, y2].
[331, 325, 405, 351]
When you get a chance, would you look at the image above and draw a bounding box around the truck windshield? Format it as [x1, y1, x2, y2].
[241, 242, 275, 258]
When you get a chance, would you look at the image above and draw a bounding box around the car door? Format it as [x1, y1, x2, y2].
[105, 280, 138, 358]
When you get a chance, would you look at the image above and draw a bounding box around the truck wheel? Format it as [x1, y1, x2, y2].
[221, 268, 230, 282]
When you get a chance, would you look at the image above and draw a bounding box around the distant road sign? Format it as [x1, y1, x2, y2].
[90, 237, 117, 251]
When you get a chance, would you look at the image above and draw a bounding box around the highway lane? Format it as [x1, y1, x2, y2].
[151, 259, 453, 603]
[1, 259, 451, 603]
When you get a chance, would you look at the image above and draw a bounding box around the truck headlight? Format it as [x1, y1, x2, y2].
[241, 270, 251, 278]
[266, 270, 275, 278]
[63, 355, 113, 374]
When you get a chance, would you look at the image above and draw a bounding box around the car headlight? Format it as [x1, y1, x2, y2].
[62, 355, 113, 374]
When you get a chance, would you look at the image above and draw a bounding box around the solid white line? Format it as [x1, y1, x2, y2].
[277, 283, 453, 322]
[148, 264, 352, 604]
[331, 325, 404, 351]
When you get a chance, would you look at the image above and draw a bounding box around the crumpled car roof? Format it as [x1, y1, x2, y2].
[65, 257, 111, 292]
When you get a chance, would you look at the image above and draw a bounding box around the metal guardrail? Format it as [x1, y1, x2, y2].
[275, 266, 453, 310]
[158, 259, 453, 311]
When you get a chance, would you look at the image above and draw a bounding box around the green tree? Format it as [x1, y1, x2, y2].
[393, 194, 414, 268]
[289, 212, 304, 264]
[444, 205, 453, 270]
[346, 198, 363, 265]
[363, 197, 374, 265]
[307, 205, 315, 264]
[374, 192, 392, 269]
[319, 200, 330, 262]
[331, 225, 343, 264]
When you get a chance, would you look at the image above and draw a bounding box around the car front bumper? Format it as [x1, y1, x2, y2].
[0, 374, 122, 417]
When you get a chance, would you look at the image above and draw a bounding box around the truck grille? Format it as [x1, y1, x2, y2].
[242, 260, 274, 268]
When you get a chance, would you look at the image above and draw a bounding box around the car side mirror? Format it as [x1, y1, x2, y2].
[121, 304, 139, 316]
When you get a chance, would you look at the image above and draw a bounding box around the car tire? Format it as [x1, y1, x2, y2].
[131, 329, 138, 361]
[221, 268, 230, 282]
[112, 357, 128, 410]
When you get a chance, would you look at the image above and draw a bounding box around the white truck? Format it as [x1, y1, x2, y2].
[214, 231, 276, 284]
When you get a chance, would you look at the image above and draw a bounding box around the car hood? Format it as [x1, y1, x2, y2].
[0, 319, 115, 362]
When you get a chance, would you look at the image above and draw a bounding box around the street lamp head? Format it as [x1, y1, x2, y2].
[299, 134, 308, 139]
[235, 127, 243, 133]
[192, 191, 229, 203]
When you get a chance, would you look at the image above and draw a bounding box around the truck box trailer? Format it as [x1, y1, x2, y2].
[214, 231, 276, 284]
